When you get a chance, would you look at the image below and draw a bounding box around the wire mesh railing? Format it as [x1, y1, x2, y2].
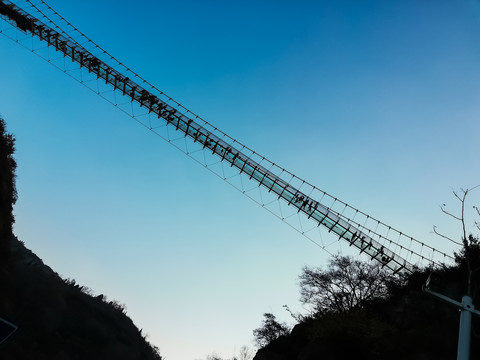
[0, 0, 455, 276]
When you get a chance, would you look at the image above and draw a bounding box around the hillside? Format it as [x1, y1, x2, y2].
[0, 117, 162, 360]
[253, 249, 480, 360]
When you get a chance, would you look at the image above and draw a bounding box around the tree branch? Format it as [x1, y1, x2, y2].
[439, 204, 462, 221]
[432, 225, 463, 246]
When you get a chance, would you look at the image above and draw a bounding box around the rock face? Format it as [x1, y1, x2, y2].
[0, 118, 162, 360]
[1, 237, 162, 360]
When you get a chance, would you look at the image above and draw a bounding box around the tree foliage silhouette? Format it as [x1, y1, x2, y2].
[0, 117, 17, 264]
[299, 255, 395, 314]
[252, 313, 290, 348]
[252, 189, 480, 360]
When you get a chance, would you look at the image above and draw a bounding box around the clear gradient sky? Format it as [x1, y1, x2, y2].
[1, 1, 480, 359]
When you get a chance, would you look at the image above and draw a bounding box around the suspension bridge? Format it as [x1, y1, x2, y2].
[0, 0, 455, 277]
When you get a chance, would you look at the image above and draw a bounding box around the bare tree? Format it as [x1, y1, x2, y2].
[433, 186, 480, 295]
[253, 313, 290, 348]
[206, 345, 254, 360]
[433, 186, 480, 246]
[299, 255, 394, 314]
[206, 354, 223, 360]
[203, 345, 253, 360]
[237, 345, 253, 360]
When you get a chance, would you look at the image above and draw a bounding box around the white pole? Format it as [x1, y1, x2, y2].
[457, 296, 473, 360]
[423, 284, 480, 360]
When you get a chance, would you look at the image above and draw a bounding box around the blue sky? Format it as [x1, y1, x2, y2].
[1, 1, 480, 359]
